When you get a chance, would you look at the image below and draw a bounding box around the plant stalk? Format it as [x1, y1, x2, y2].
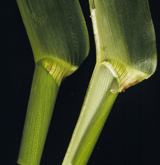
[62, 64, 118, 165]
[17, 65, 59, 165]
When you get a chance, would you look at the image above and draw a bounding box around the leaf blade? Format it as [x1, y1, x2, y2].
[17, 0, 89, 83]
[89, 0, 157, 91]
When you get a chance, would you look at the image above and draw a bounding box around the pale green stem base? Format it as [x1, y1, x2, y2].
[17, 65, 59, 165]
[62, 64, 118, 165]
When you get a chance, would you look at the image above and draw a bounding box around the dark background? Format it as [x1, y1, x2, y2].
[1, 0, 160, 165]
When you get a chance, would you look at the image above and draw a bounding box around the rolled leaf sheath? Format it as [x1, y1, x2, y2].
[62, 64, 118, 165]
[18, 65, 59, 165]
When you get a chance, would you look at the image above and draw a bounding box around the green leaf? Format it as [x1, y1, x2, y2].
[90, 0, 157, 92]
[62, 0, 157, 164]
[17, 0, 89, 84]
[17, 0, 89, 164]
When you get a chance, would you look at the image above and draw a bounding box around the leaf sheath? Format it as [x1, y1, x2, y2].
[62, 64, 118, 165]
[17, 65, 59, 165]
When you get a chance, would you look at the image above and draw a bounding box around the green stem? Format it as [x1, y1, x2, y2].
[62, 63, 118, 165]
[17, 65, 59, 165]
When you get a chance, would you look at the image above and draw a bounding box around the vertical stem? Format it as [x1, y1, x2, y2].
[18, 65, 59, 165]
[73, 92, 118, 165]
[62, 64, 118, 165]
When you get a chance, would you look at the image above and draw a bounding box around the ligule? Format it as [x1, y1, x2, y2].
[37, 58, 78, 86]
[102, 61, 150, 92]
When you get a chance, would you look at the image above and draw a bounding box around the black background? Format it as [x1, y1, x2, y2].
[1, 0, 160, 165]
